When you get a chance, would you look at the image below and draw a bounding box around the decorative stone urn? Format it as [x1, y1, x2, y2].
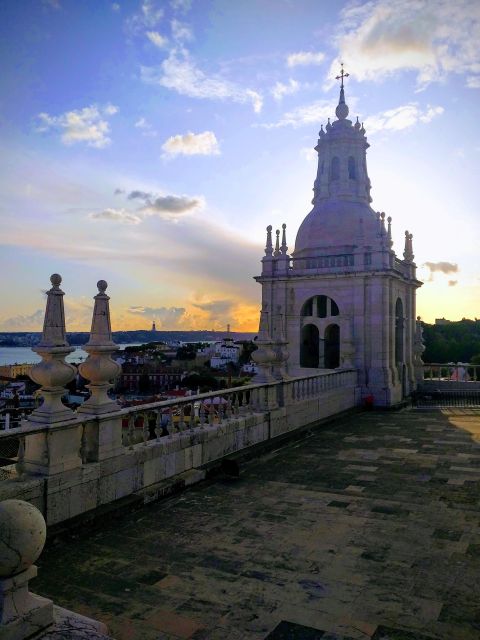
[78, 280, 121, 414]
[28, 274, 76, 424]
[0, 499, 54, 638]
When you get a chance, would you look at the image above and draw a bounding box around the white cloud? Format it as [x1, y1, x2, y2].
[125, 0, 163, 35]
[260, 99, 333, 129]
[134, 116, 157, 136]
[35, 104, 119, 148]
[331, 0, 480, 88]
[286, 51, 325, 67]
[0, 309, 44, 331]
[171, 19, 193, 42]
[364, 103, 444, 134]
[146, 30, 168, 48]
[141, 50, 263, 113]
[271, 79, 300, 101]
[300, 147, 317, 162]
[171, 0, 191, 12]
[162, 131, 220, 157]
[112, 3, 120, 11]
[89, 208, 143, 224]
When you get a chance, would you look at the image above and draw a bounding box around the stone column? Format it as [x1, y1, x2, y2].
[252, 309, 276, 384]
[78, 281, 123, 461]
[78, 280, 121, 415]
[28, 274, 76, 424]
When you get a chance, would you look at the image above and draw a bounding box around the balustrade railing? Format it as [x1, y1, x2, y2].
[422, 363, 480, 382]
[0, 369, 356, 480]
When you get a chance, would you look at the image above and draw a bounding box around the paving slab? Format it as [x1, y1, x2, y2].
[32, 409, 480, 639]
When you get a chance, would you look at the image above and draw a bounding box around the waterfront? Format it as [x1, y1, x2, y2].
[0, 344, 142, 366]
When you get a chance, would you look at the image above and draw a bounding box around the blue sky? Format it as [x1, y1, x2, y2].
[1, 0, 479, 331]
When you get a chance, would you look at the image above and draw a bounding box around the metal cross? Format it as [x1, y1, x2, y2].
[335, 63, 349, 89]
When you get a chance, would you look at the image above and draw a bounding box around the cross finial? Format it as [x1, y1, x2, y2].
[335, 63, 349, 89]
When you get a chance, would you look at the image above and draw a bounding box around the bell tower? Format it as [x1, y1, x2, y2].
[254, 67, 422, 407]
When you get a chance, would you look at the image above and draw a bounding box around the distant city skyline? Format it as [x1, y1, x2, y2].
[1, 0, 479, 331]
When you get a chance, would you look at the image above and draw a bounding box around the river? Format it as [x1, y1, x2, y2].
[0, 344, 143, 366]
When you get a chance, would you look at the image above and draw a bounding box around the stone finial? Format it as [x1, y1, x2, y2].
[354, 116, 361, 131]
[380, 212, 386, 237]
[280, 223, 288, 256]
[326, 117, 332, 132]
[78, 279, 121, 415]
[319, 124, 325, 138]
[28, 274, 76, 424]
[86, 280, 115, 347]
[274, 229, 281, 257]
[387, 216, 393, 247]
[0, 500, 54, 637]
[38, 273, 69, 348]
[265, 225, 273, 257]
[403, 230, 414, 262]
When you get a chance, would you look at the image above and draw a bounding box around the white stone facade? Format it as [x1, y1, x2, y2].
[255, 81, 422, 406]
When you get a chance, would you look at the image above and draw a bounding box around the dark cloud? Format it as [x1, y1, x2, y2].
[192, 300, 235, 314]
[114, 188, 125, 195]
[127, 305, 187, 328]
[127, 190, 152, 201]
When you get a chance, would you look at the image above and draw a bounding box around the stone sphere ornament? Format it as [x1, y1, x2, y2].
[0, 500, 46, 578]
[97, 280, 108, 294]
[50, 273, 62, 287]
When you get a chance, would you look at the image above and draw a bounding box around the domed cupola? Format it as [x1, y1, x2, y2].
[294, 65, 380, 259]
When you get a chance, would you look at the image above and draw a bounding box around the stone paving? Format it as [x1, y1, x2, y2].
[32, 409, 480, 640]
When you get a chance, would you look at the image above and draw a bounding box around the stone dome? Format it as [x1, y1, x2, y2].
[294, 200, 379, 257]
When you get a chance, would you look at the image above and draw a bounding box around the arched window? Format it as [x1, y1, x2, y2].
[330, 156, 340, 181]
[395, 298, 404, 364]
[301, 295, 340, 319]
[300, 324, 319, 368]
[301, 299, 314, 316]
[348, 156, 356, 179]
[324, 324, 340, 368]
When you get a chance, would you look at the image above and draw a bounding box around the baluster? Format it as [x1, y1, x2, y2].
[208, 400, 215, 425]
[128, 414, 135, 449]
[199, 403, 206, 428]
[142, 413, 149, 445]
[250, 388, 258, 412]
[179, 405, 186, 432]
[79, 422, 88, 463]
[155, 410, 162, 441]
[225, 395, 233, 419]
[217, 401, 224, 424]
[15, 436, 25, 480]
[189, 401, 196, 432]
[167, 408, 174, 437]
[234, 393, 240, 416]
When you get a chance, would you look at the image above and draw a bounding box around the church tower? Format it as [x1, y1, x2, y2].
[255, 68, 422, 406]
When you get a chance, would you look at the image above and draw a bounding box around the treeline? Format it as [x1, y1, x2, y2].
[422, 319, 480, 364]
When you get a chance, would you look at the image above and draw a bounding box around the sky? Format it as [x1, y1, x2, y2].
[0, 0, 479, 332]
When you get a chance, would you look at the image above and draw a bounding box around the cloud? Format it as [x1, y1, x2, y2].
[90, 191, 204, 224]
[141, 49, 263, 113]
[448, 280, 458, 287]
[424, 261, 458, 274]
[112, 3, 120, 11]
[134, 117, 157, 137]
[364, 103, 444, 134]
[271, 79, 300, 101]
[127, 305, 186, 328]
[146, 30, 168, 48]
[114, 188, 125, 195]
[300, 147, 317, 162]
[89, 208, 143, 224]
[162, 131, 220, 157]
[125, 0, 163, 35]
[286, 51, 325, 67]
[171, 0, 191, 12]
[260, 99, 333, 129]
[192, 300, 235, 314]
[171, 19, 193, 42]
[35, 104, 119, 148]
[331, 0, 480, 88]
[0, 309, 44, 331]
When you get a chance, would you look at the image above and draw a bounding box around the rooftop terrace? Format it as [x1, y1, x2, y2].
[32, 408, 480, 640]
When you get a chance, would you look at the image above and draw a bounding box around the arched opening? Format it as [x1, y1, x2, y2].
[302, 295, 340, 319]
[324, 324, 340, 369]
[395, 298, 404, 365]
[330, 156, 340, 181]
[348, 156, 356, 179]
[300, 324, 319, 368]
[301, 298, 314, 316]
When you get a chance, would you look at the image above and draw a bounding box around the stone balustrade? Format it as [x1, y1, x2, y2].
[0, 369, 357, 525]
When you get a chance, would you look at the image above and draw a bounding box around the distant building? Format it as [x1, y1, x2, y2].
[435, 318, 451, 325]
[210, 337, 240, 369]
[0, 363, 34, 379]
[151, 321, 156, 331]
